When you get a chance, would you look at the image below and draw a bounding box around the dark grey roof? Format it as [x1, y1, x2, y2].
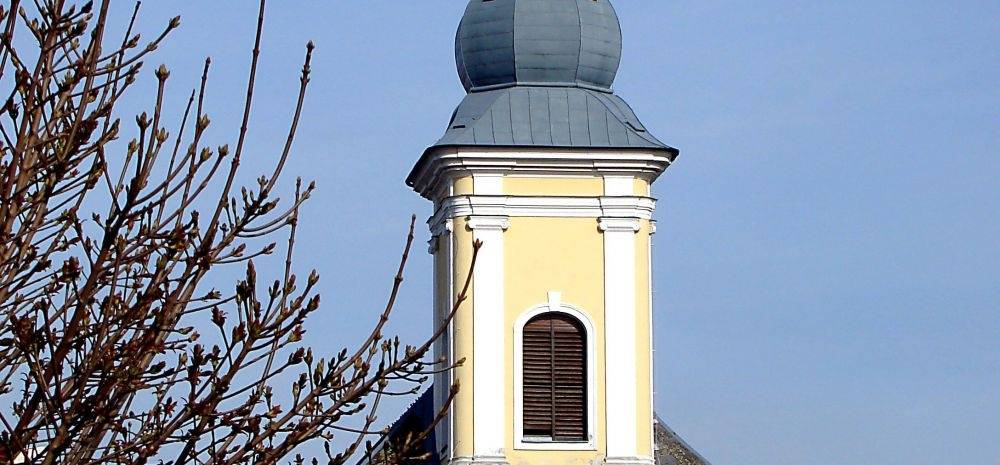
[365, 385, 711, 465]
[419, 0, 676, 159]
[411, 0, 677, 180]
[356, 389, 438, 465]
[654, 414, 713, 465]
[433, 86, 675, 152]
[456, 0, 622, 92]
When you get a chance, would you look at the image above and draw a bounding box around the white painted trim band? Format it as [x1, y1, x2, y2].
[604, 456, 656, 465]
[451, 456, 510, 465]
[410, 148, 672, 199]
[470, 215, 508, 458]
[603, 220, 639, 458]
[466, 216, 511, 231]
[598, 217, 642, 233]
[429, 196, 656, 230]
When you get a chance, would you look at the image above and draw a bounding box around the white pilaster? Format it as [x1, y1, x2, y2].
[648, 220, 657, 456]
[467, 215, 509, 463]
[432, 219, 454, 459]
[600, 217, 641, 462]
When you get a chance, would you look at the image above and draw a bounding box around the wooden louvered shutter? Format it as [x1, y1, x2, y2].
[522, 314, 587, 442]
[523, 318, 553, 437]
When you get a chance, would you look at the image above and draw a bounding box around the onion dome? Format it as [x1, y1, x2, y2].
[408, 0, 677, 188]
[456, 0, 623, 93]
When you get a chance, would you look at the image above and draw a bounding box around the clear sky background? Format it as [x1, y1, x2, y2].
[106, 1, 998, 464]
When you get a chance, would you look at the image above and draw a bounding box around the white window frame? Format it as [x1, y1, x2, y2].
[512, 293, 597, 451]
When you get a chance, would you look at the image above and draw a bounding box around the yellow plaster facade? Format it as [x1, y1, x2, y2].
[406, 3, 678, 465]
[424, 162, 667, 465]
[504, 216, 609, 465]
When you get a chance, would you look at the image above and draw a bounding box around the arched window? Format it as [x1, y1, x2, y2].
[522, 313, 587, 442]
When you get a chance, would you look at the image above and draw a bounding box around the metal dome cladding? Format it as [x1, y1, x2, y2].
[455, 0, 623, 93]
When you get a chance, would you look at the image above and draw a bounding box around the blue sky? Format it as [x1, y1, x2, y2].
[110, 2, 998, 464]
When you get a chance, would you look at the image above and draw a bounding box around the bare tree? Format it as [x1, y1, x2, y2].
[0, 1, 474, 464]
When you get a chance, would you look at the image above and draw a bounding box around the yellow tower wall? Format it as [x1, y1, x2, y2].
[504, 216, 607, 465]
[422, 153, 669, 465]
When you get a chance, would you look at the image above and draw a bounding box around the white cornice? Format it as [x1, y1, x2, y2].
[431, 218, 454, 237]
[604, 457, 655, 465]
[452, 457, 509, 465]
[429, 195, 657, 230]
[428, 219, 454, 254]
[409, 147, 673, 200]
[598, 217, 642, 233]
[465, 216, 510, 231]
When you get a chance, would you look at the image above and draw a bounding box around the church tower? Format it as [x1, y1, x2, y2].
[406, 2, 678, 465]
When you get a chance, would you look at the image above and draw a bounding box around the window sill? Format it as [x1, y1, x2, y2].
[514, 438, 597, 451]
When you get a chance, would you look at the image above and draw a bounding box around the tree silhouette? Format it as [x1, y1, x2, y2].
[0, 1, 473, 463]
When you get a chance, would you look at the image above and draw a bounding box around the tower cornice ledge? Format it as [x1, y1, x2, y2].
[598, 217, 643, 233]
[465, 215, 510, 232]
[428, 196, 657, 232]
[604, 456, 656, 465]
[451, 456, 510, 465]
[407, 147, 675, 201]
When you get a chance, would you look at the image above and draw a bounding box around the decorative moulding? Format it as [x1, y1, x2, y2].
[450, 456, 510, 465]
[598, 217, 642, 233]
[408, 147, 673, 200]
[427, 196, 656, 234]
[604, 456, 656, 465]
[465, 216, 510, 232]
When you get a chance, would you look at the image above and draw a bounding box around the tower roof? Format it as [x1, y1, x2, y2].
[456, 0, 623, 93]
[410, 1, 678, 187]
[435, 86, 667, 149]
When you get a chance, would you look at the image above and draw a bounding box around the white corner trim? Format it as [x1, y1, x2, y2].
[431, 218, 455, 237]
[512, 298, 598, 451]
[598, 217, 642, 233]
[471, 216, 507, 458]
[647, 227, 656, 456]
[604, 175, 635, 196]
[447, 230, 457, 461]
[433, 227, 457, 459]
[603, 221, 639, 458]
[428, 219, 454, 254]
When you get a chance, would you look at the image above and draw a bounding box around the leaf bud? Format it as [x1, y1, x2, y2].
[155, 64, 170, 80]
